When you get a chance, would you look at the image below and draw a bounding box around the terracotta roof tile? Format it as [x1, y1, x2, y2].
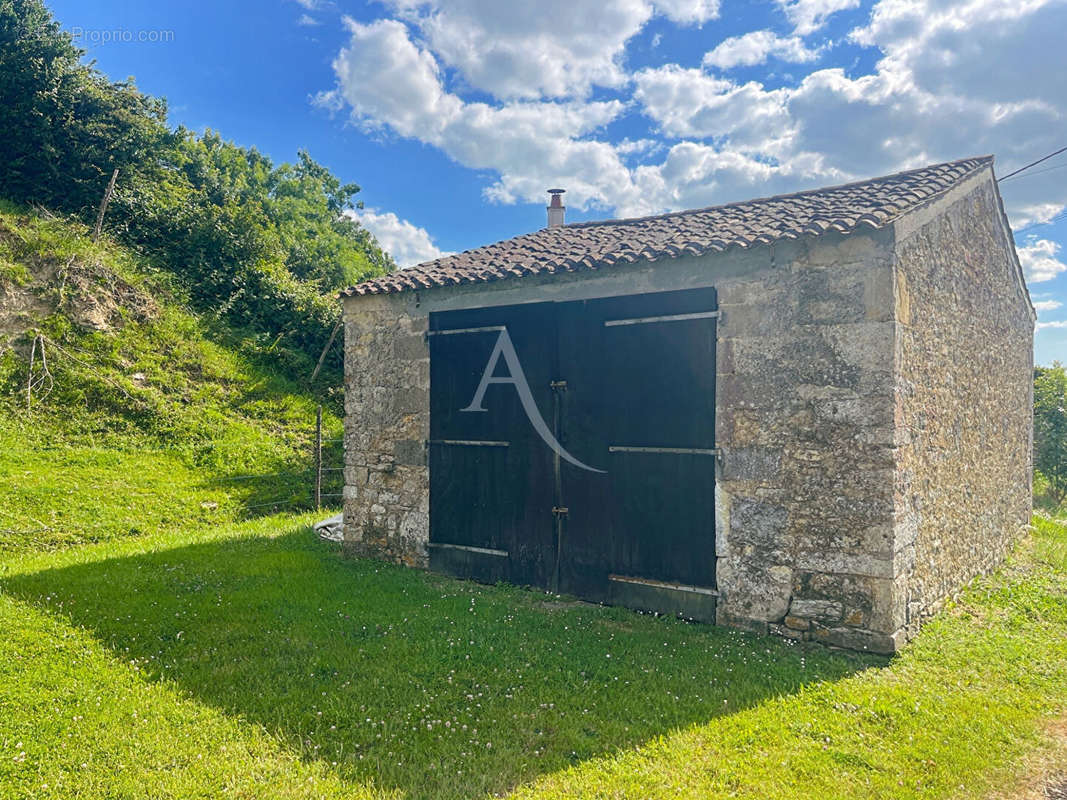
[342, 156, 992, 297]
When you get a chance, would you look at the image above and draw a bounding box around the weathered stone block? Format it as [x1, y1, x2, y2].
[810, 623, 900, 654]
[796, 267, 866, 325]
[789, 598, 843, 621]
[803, 230, 886, 268]
[729, 499, 788, 550]
[718, 302, 793, 338]
[794, 550, 896, 579]
[717, 278, 776, 307]
[863, 265, 894, 322]
[393, 332, 427, 360]
[716, 556, 792, 622]
[722, 447, 782, 482]
[394, 439, 425, 466]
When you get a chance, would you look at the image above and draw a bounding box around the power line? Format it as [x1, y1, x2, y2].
[1015, 208, 1067, 236]
[1005, 148, 1067, 234]
[998, 145, 1067, 182]
[998, 160, 1067, 183]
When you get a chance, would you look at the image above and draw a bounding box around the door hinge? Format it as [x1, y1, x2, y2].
[552, 506, 569, 518]
[550, 380, 567, 392]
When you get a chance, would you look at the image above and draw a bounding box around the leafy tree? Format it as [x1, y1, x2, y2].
[0, 0, 169, 213]
[1034, 363, 1067, 507]
[0, 0, 394, 381]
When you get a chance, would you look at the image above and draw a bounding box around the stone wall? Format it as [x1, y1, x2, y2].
[713, 231, 903, 653]
[891, 173, 1034, 636]
[342, 292, 430, 568]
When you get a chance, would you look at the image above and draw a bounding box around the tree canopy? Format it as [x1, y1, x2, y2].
[0, 0, 394, 378]
[1034, 363, 1067, 508]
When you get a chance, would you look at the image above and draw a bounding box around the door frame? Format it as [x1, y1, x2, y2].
[426, 287, 720, 620]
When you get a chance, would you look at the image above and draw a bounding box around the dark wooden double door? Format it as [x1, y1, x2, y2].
[427, 288, 718, 618]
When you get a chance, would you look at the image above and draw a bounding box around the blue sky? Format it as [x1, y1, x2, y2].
[49, 0, 1067, 364]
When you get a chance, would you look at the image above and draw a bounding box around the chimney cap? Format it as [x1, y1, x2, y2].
[546, 188, 566, 227]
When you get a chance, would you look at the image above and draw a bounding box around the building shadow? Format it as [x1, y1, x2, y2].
[3, 526, 884, 799]
[198, 438, 343, 519]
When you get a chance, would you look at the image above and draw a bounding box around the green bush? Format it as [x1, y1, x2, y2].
[0, 0, 394, 383]
[1034, 363, 1067, 514]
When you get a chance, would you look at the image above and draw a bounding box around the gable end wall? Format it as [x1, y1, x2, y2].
[891, 171, 1034, 638]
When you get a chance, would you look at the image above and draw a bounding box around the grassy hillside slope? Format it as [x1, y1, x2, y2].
[0, 200, 341, 552]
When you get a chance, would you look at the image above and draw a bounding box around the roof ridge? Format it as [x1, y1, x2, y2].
[342, 155, 997, 297]
[561, 155, 994, 231]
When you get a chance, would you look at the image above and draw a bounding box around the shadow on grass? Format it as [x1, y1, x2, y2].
[4, 526, 884, 799]
[200, 441, 344, 520]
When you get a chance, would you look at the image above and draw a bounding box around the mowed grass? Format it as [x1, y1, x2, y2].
[1, 515, 1065, 800]
[0, 420, 335, 553]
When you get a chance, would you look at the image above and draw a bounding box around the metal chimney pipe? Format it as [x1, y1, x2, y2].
[547, 189, 565, 228]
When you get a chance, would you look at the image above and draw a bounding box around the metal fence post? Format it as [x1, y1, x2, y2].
[315, 405, 323, 511]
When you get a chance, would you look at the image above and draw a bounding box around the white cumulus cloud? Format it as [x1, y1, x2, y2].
[634, 66, 794, 148]
[321, 17, 635, 211]
[1033, 299, 1063, 313]
[381, 0, 713, 102]
[353, 208, 452, 268]
[404, 0, 649, 100]
[634, 0, 1067, 222]
[703, 30, 820, 70]
[653, 0, 720, 24]
[1018, 238, 1067, 283]
[317, 0, 1067, 236]
[777, 0, 860, 34]
[381, 0, 719, 103]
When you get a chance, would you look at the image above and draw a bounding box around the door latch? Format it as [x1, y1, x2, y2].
[552, 506, 569, 519]
[550, 380, 567, 392]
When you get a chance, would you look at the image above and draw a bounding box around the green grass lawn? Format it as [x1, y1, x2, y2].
[1, 514, 1065, 800]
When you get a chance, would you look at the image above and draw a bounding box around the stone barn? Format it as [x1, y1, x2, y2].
[339, 156, 1034, 653]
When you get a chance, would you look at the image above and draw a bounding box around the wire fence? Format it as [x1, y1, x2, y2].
[0, 403, 344, 545]
[3, 332, 346, 545]
[225, 409, 344, 517]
